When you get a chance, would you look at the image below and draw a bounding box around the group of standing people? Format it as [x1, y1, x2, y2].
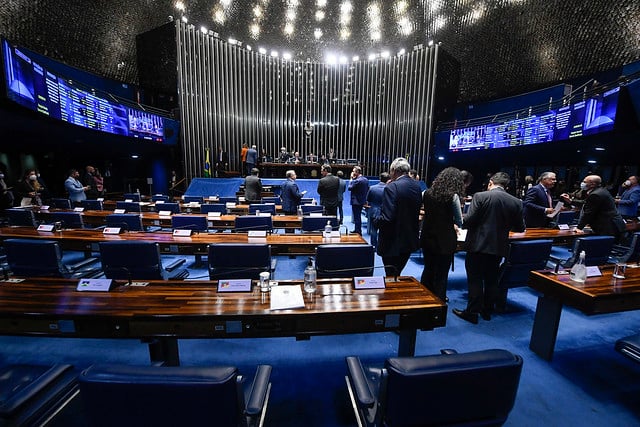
[64, 165, 105, 204]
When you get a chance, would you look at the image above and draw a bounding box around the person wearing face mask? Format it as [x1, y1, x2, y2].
[565, 175, 626, 243]
[0, 170, 14, 213]
[15, 170, 42, 206]
[615, 175, 640, 219]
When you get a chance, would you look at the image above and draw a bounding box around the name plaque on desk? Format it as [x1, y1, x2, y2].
[103, 227, 122, 235]
[354, 276, 386, 289]
[248, 230, 267, 237]
[73, 207, 84, 212]
[207, 212, 222, 218]
[158, 210, 172, 217]
[40, 205, 50, 210]
[77, 278, 113, 292]
[173, 229, 192, 237]
[114, 209, 126, 214]
[217, 279, 252, 292]
[37, 224, 55, 232]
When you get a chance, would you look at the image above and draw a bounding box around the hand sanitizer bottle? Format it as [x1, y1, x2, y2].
[569, 250, 587, 282]
[303, 257, 317, 294]
[323, 220, 332, 238]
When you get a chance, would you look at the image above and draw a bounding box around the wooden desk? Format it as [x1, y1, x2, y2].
[527, 266, 640, 360]
[0, 276, 446, 365]
[260, 162, 356, 178]
[0, 227, 367, 256]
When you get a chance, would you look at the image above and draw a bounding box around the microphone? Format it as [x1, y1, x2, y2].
[106, 266, 132, 286]
[375, 264, 399, 282]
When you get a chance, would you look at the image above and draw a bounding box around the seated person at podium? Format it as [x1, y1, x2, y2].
[306, 153, 318, 163]
[244, 168, 262, 203]
[290, 151, 303, 164]
[278, 147, 290, 163]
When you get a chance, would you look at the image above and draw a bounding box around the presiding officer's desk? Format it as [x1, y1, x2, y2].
[0, 276, 447, 366]
[527, 265, 640, 361]
[0, 226, 367, 256]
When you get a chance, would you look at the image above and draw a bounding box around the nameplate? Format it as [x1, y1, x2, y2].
[97, 198, 104, 201]
[1, 278, 25, 283]
[155, 200, 165, 204]
[354, 276, 386, 289]
[217, 279, 252, 292]
[77, 278, 113, 292]
[158, 210, 172, 217]
[225, 202, 236, 208]
[114, 209, 126, 214]
[586, 266, 602, 277]
[73, 207, 84, 212]
[310, 212, 323, 217]
[40, 205, 50, 210]
[173, 229, 192, 237]
[248, 230, 267, 237]
[37, 224, 55, 232]
[124, 199, 133, 202]
[557, 224, 570, 230]
[207, 212, 222, 217]
[238, 197, 246, 202]
[103, 227, 122, 235]
[257, 212, 272, 217]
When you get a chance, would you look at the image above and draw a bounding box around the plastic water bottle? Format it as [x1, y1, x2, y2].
[323, 220, 332, 238]
[303, 257, 317, 294]
[569, 250, 587, 282]
[297, 205, 303, 219]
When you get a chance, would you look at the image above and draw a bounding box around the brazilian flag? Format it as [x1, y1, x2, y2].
[204, 148, 211, 177]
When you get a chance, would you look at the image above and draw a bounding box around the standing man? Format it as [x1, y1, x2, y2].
[215, 146, 228, 177]
[336, 170, 347, 224]
[317, 165, 340, 216]
[82, 165, 97, 199]
[348, 166, 369, 234]
[244, 168, 262, 203]
[615, 175, 640, 219]
[522, 171, 557, 228]
[366, 172, 390, 248]
[374, 158, 422, 277]
[246, 145, 258, 176]
[65, 169, 90, 205]
[453, 172, 525, 324]
[281, 170, 306, 221]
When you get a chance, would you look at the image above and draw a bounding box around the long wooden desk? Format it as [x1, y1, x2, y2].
[0, 276, 446, 365]
[259, 162, 356, 178]
[527, 265, 640, 361]
[0, 227, 367, 256]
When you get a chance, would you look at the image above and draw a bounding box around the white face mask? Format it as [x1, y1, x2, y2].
[580, 182, 588, 191]
[623, 180, 631, 187]
[29, 174, 37, 181]
[0, 174, 4, 179]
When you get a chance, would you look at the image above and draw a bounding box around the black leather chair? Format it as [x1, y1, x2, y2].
[315, 244, 375, 278]
[345, 349, 523, 427]
[4, 238, 100, 278]
[115, 201, 141, 212]
[0, 364, 78, 427]
[157, 202, 181, 214]
[200, 203, 227, 215]
[105, 213, 144, 232]
[123, 192, 141, 202]
[208, 243, 275, 279]
[615, 333, 640, 364]
[99, 241, 189, 280]
[171, 214, 208, 232]
[50, 198, 72, 209]
[235, 215, 273, 233]
[248, 203, 276, 215]
[49, 211, 86, 229]
[549, 235, 616, 269]
[184, 195, 204, 204]
[300, 204, 324, 215]
[301, 216, 339, 233]
[78, 363, 272, 427]
[151, 194, 170, 202]
[6, 208, 38, 227]
[300, 197, 315, 205]
[610, 232, 640, 265]
[80, 199, 104, 210]
[555, 210, 578, 226]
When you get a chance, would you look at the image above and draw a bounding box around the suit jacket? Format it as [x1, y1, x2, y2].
[375, 175, 423, 257]
[348, 175, 369, 206]
[281, 178, 303, 214]
[366, 182, 386, 220]
[578, 187, 626, 237]
[617, 185, 640, 218]
[523, 184, 553, 228]
[243, 175, 262, 203]
[317, 174, 340, 209]
[463, 187, 525, 257]
[246, 148, 258, 166]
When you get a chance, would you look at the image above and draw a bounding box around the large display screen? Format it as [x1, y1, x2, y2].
[2, 38, 173, 143]
[448, 86, 620, 151]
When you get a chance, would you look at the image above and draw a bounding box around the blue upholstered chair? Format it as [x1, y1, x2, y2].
[115, 201, 141, 213]
[0, 363, 78, 427]
[248, 203, 276, 215]
[208, 243, 275, 280]
[555, 210, 578, 226]
[78, 363, 272, 427]
[80, 199, 104, 210]
[345, 349, 523, 427]
[105, 213, 144, 232]
[6, 208, 38, 227]
[235, 215, 273, 233]
[300, 204, 324, 215]
[549, 235, 615, 269]
[171, 215, 208, 232]
[615, 333, 640, 364]
[49, 211, 86, 229]
[200, 203, 227, 215]
[157, 202, 181, 214]
[218, 196, 237, 204]
[4, 238, 100, 278]
[301, 216, 339, 233]
[50, 198, 72, 209]
[315, 244, 375, 278]
[262, 196, 281, 204]
[300, 198, 315, 205]
[123, 192, 141, 202]
[99, 241, 189, 280]
[151, 194, 170, 202]
[184, 195, 204, 204]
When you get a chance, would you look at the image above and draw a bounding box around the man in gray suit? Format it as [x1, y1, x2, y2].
[453, 172, 525, 324]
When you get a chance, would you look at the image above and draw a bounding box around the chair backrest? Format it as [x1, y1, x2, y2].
[4, 238, 66, 277]
[6, 208, 37, 227]
[556, 210, 578, 225]
[248, 204, 276, 215]
[105, 214, 144, 232]
[499, 239, 553, 289]
[261, 196, 280, 204]
[235, 215, 273, 232]
[218, 196, 237, 204]
[50, 198, 72, 209]
[564, 235, 616, 267]
[79, 364, 242, 427]
[382, 349, 523, 426]
[200, 204, 227, 215]
[300, 204, 324, 216]
[50, 212, 85, 229]
[158, 202, 181, 214]
[208, 243, 271, 279]
[171, 215, 208, 232]
[99, 241, 163, 280]
[151, 194, 170, 202]
[81, 199, 104, 210]
[301, 216, 339, 233]
[300, 198, 315, 205]
[123, 193, 141, 202]
[184, 195, 204, 204]
[315, 244, 375, 278]
[618, 232, 640, 264]
[115, 201, 141, 212]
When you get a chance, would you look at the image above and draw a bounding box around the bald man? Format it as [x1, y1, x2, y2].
[573, 175, 626, 242]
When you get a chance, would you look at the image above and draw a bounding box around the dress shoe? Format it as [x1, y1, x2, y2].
[480, 310, 492, 321]
[452, 308, 478, 325]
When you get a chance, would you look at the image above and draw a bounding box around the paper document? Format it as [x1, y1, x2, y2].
[456, 229, 467, 242]
[546, 202, 564, 218]
[270, 285, 305, 310]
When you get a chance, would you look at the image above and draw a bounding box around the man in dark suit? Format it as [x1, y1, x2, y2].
[281, 170, 306, 220]
[243, 168, 262, 203]
[317, 164, 340, 216]
[374, 158, 423, 277]
[574, 175, 626, 242]
[453, 172, 525, 324]
[215, 146, 228, 177]
[348, 166, 369, 234]
[523, 171, 557, 228]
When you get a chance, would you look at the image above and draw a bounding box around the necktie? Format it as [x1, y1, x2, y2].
[545, 189, 552, 208]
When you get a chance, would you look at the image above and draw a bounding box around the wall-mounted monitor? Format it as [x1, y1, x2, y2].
[447, 86, 620, 151]
[2, 38, 177, 144]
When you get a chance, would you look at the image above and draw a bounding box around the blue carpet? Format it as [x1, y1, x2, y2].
[2, 223, 640, 425]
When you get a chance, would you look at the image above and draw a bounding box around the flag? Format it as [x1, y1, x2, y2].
[204, 148, 211, 177]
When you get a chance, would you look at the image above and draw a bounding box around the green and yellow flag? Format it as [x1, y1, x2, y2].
[204, 148, 211, 178]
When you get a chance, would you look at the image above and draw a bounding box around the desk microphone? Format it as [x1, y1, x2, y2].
[106, 266, 132, 286]
[375, 265, 399, 282]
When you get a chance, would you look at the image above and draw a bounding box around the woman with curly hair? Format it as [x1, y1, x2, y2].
[420, 167, 464, 301]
